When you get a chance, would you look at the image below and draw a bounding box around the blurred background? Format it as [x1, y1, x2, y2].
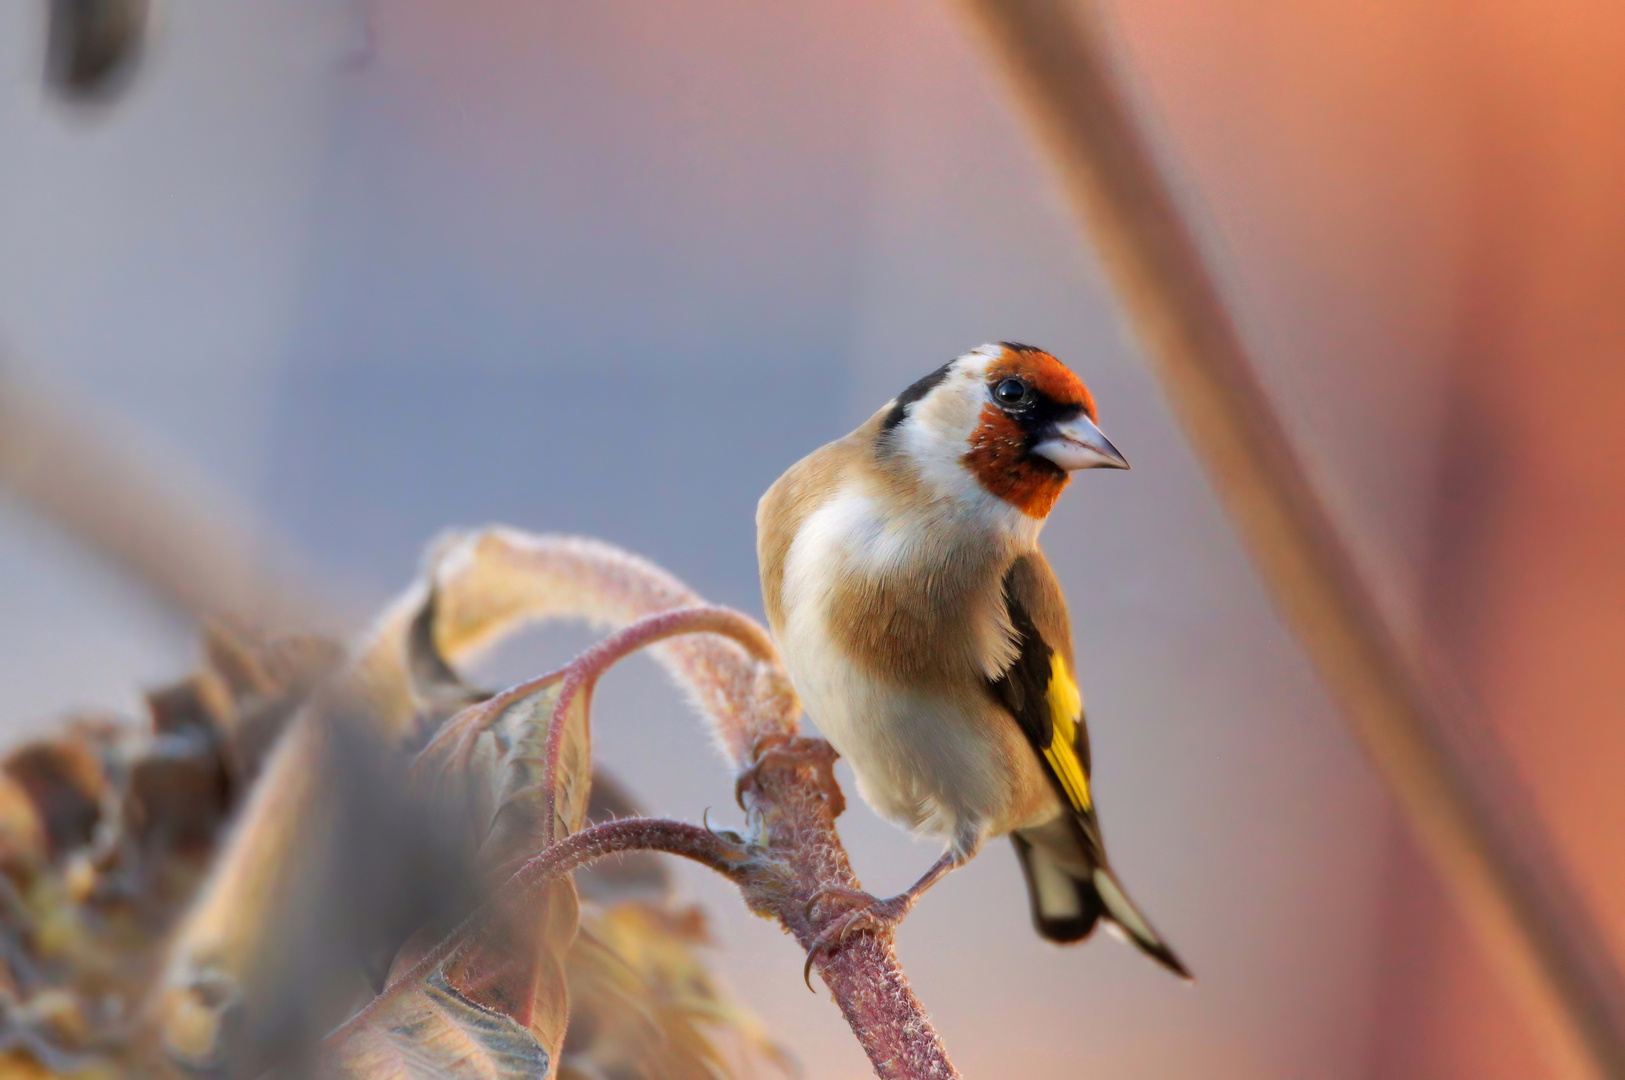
[2, 0, 1623, 1076]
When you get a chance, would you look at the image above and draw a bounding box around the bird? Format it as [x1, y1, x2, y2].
[756, 341, 1188, 978]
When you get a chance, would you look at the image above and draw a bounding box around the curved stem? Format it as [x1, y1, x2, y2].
[409, 666, 569, 784]
[349, 602, 955, 1078]
[542, 606, 782, 833]
[578, 604, 781, 671]
[413, 604, 779, 792]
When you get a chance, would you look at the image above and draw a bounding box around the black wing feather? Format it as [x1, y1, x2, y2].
[987, 576, 1057, 751]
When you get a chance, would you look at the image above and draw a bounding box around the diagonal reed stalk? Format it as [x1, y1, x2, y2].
[0, 362, 328, 631]
[952, 1, 1625, 1075]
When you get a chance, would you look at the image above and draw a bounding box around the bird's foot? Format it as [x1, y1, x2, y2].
[801, 885, 917, 990]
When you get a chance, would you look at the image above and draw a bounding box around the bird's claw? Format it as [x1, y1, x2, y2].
[801, 891, 913, 991]
[804, 883, 871, 922]
[735, 736, 843, 812]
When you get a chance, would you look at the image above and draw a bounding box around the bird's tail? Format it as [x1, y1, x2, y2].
[1011, 833, 1191, 979]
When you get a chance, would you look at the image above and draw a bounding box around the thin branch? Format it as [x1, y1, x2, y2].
[565, 608, 956, 1076]
[953, 1, 1625, 1075]
[411, 604, 784, 792]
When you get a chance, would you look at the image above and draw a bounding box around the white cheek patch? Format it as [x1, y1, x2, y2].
[894, 358, 995, 504]
[906, 362, 984, 436]
[890, 353, 1046, 547]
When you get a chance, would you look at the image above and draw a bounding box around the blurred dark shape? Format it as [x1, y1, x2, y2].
[45, 0, 150, 104]
[231, 692, 486, 1079]
[139, 597, 484, 1076]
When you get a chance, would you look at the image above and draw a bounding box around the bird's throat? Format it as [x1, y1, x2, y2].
[962, 405, 1070, 518]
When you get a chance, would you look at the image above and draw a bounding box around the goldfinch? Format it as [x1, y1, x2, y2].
[757, 342, 1187, 977]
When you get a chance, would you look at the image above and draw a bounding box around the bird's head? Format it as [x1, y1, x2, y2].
[881, 342, 1127, 520]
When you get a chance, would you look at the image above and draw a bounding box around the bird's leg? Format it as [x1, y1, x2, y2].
[806, 851, 957, 921]
[802, 850, 962, 987]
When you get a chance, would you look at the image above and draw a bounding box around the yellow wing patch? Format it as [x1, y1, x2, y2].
[1042, 654, 1091, 812]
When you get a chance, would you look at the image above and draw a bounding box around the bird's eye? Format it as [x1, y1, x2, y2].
[994, 378, 1030, 407]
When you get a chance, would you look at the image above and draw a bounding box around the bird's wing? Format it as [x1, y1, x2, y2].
[989, 552, 1095, 819]
[997, 554, 1191, 977]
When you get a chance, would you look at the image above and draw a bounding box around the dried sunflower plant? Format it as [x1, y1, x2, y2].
[0, 526, 964, 1080]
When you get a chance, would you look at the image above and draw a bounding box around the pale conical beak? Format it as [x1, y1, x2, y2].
[1031, 413, 1130, 471]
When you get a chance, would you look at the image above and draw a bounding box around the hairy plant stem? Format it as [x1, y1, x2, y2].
[734, 737, 962, 1080]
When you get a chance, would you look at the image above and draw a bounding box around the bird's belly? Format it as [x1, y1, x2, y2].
[780, 620, 1056, 847]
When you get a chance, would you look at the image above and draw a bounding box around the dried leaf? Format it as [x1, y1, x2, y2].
[323, 968, 551, 1080]
[3, 533, 785, 1078]
[0, 624, 338, 1075]
[449, 671, 595, 1062]
[329, 597, 599, 1077]
[395, 622, 785, 1080]
[564, 902, 794, 1080]
[0, 773, 47, 865]
[155, 696, 478, 1077]
[544, 686, 594, 848]
[476, 683, 565, 872]
[352, 529, 797, 757]
[149, 707, 330, 1072]
[472, 675, 594, 1063]
[2, 731, 110, 860]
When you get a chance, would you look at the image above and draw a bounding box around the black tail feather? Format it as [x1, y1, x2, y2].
[1012, 832, 1102, 943]
[1011, 834, 1192, 979]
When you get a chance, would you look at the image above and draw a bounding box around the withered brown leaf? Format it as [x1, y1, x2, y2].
[323, 968, 551, 1080]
